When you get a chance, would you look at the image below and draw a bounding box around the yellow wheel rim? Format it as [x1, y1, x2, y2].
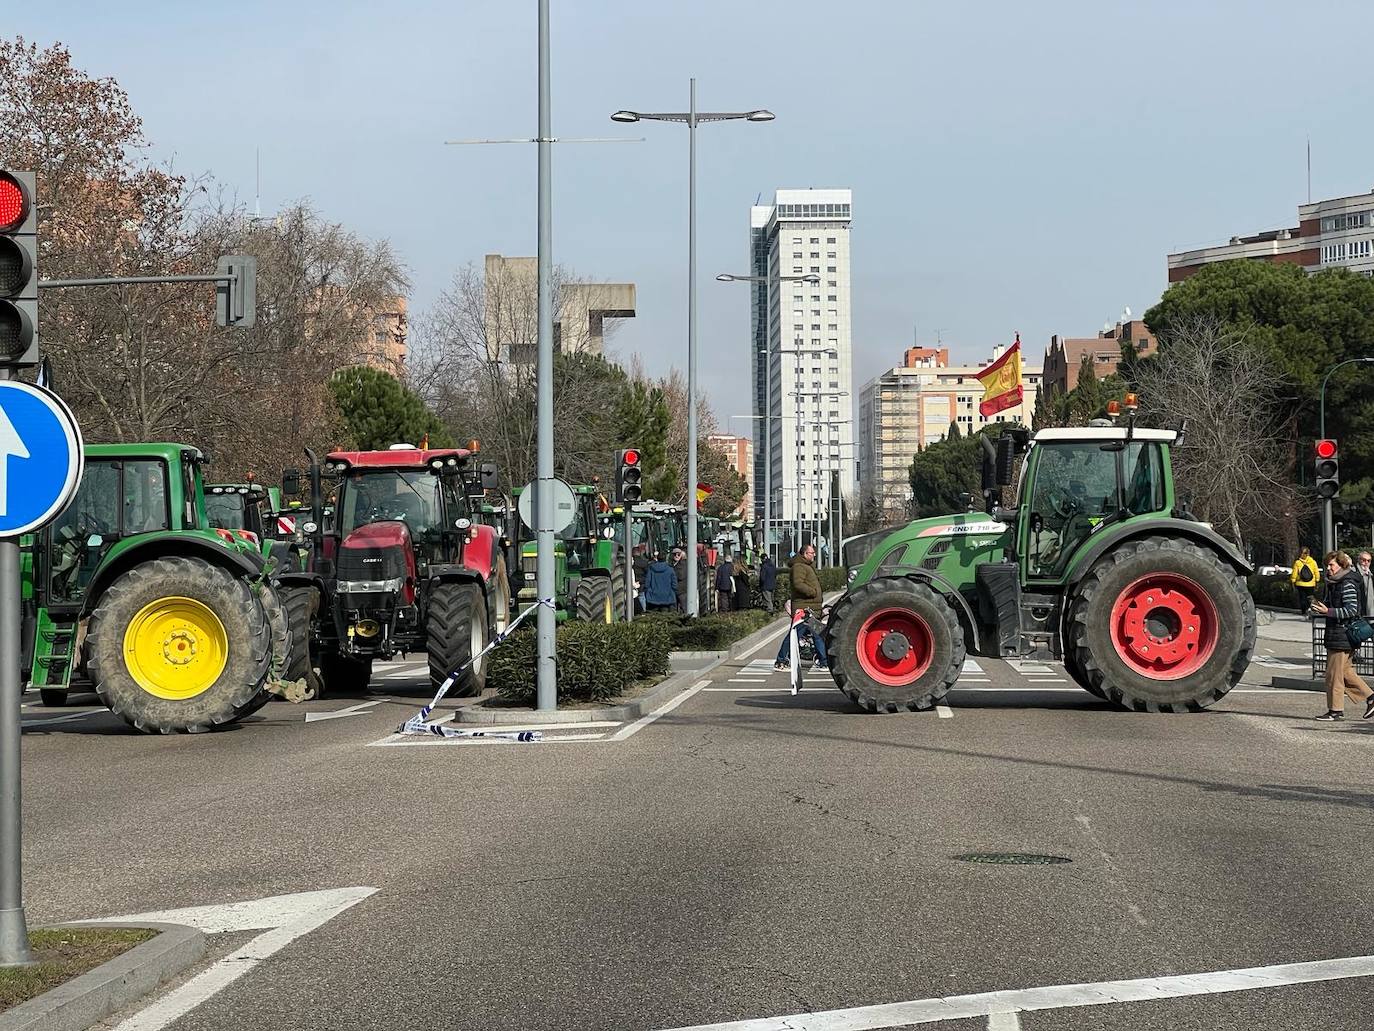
[122, 597, 229, 700]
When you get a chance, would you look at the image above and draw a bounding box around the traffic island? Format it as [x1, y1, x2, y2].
[0, 923, 205, 1031]
[455, 610, 793, 725]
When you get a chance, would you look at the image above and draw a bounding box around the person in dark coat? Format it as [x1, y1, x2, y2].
[632, 545, 650, 614]
[759, 555, 778, 613]
[671, 547, 689, 612]
[714, 557, 734, 613]
[644, 553, 679, 612]
[731, 558, 751, 611]
[1311, 550, 1374, 721]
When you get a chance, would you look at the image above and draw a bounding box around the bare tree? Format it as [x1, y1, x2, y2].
[1134, 314, 1296, 555]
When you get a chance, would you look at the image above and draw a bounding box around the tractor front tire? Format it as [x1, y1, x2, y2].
[574, 574, 624, 623]
[1066, 536, 1255, 712]
[428, 582, 489, 697]
[827, 577, 965, 712]
[277, 585, 323, 699]
[1061, 600, 1106, 700]
[86, 557, 272, 733]
[320, 653, 373, 695]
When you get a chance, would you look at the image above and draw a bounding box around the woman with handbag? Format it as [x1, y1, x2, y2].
[1310, 550, 1374, 721]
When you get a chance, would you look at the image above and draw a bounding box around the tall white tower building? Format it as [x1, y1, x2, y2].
[749, 189, 855, 553]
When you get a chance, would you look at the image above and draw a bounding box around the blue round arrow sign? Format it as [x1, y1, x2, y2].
[0, 382, 84, 538]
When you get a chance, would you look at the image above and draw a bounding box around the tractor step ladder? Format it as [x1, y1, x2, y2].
[30, 610, 77, 690]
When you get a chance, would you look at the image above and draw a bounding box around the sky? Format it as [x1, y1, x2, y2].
[17, 0, 1374, 436]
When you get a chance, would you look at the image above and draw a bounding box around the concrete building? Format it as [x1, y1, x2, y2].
[748, 189, 855, 545]
[1042, 313, 1157, 395]
[858, 345, 1042, 520]
[706, 433, 753, 517]
[482, 254, 636, 363]
[364, 296, 408, 375]
[1167, 188, 1374, 283]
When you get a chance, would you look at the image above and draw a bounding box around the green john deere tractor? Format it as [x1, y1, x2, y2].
[205, 481, 282, 538]
[826, 419, 1256, 714]
[513, 483, 626, 622]
[22, 443, 298, 730]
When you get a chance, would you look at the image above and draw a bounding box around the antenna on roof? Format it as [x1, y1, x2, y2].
[254, 147, 261, 219]
[1306, 135, 1311, 203]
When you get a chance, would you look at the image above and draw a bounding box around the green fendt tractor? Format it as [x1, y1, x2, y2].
[23, 443, 296, 730]
[513, 483, 625, 622]
[826, 418, 1256, 714]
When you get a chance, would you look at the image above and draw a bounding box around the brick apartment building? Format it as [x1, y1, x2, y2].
[1042, 313, 1158, 395]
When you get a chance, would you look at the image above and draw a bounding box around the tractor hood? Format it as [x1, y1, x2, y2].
[850, 513, 1012, 590]
[337, 520, 416, 590]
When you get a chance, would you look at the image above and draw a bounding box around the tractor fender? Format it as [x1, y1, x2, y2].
[275, 571, 329, 596]
[834, 567, 983, 654]
[1065, 519, 1254, 586]
[459, 524, 500, 582]
[82, 536, 265, 618]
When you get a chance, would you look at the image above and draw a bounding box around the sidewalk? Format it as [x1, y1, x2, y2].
[1256, 609, 1315, 645]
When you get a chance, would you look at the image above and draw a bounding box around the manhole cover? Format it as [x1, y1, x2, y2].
[953, 852, 1072, 866]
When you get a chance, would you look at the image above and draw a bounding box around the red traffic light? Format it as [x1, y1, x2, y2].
[0, 174, 27, 233]
[1315, 439, 1338, 460]
[622, 448, 640, 465]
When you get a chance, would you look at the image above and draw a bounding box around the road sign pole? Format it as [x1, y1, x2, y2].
[0, 372, 30, 965]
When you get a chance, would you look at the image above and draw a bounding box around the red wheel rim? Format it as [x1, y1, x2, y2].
[855, 607, 934, 686]
[1108, 573, 1218, 680]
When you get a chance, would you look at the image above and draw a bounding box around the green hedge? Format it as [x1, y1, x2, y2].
[490, 619, 673, 705]
[650, 609, 775, 650]
[1248, 573, 1298, 610]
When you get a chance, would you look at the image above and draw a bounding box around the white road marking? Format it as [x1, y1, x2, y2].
[89, 887, 376, 1031]
[738, 631, 787, 660]
[610, 679, 712, 740]
[935, 705, 954, 719]
[21, 709, 104, 728]
[304, 700, 382, 723]
[650, 952, 1374, 1030]
[987, 1012, 1021, 1030]
[962, 659, 984, 673]
[377, 731, 608, 746]
[704, 688, 794, 693]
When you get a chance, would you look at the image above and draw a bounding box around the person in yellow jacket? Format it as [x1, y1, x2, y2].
[1291, 546, 1321, 615]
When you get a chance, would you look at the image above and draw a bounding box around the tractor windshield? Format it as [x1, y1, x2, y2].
[339, 470, 442, 535]
[205, 493, 246, 530]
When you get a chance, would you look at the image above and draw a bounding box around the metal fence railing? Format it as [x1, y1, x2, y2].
[1310, 619, 1374, 678]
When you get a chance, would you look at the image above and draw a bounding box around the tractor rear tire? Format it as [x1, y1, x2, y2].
[827, 577, 965, 712]
[574, 574, 624, 623]
[428, 582, 488, 697]
[1066, 536, 1255, 712]
[86, 557, 272, 733]
[320, 653, 373, 695]
[277, 585, 323, 699]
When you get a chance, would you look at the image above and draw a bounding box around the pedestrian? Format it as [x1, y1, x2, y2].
[731, 557, 751, 612]
[714, 556, 734, 613]
[632, 544, 650, 614]
[671, 547, 689, 613]
[774, 542, 828, 671]
[1291, 546, 1320, 615]
[1310, 550, 1374, 721]
[644, 552, 679, 612]
[759, 554, 778, 614]
[1357, 552, 1374, 617]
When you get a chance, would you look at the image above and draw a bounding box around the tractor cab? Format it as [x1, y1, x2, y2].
[205, 481, 276, 542]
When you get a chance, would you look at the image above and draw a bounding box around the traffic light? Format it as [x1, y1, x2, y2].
[1315, 438, 1340, 499]
[0, 170, 38, 368]
[215, 254, 257, 329]
[616, 447, 643, 504]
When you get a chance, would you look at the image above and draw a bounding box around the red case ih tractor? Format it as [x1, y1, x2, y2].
[275, 444, 511, 697]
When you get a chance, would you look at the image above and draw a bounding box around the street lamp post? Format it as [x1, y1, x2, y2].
[717, 271, 818, 564]
[1318, 357, 1374, 555]
[613, 84, 773, 616]
[793, 389, 848, 561]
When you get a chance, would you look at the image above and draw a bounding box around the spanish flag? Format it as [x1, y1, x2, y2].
[695, 482, 714, 511]
[976, 334, 1023, 417]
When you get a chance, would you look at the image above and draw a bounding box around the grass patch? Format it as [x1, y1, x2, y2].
[0, 927, 156, 1013]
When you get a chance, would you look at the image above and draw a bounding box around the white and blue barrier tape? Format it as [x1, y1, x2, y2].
[397, 598, 556, 742]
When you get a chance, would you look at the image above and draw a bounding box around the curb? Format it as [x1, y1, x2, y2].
[0, 922, 206, 1031]
[453, 613, 792, 726]
[1271, 675, 1323, 693]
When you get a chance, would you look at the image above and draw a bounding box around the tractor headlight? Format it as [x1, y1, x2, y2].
[847, 568, 858, 584]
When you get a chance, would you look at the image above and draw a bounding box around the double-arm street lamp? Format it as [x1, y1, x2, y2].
[716, 271, 819, 561]
[792, 390, 849, 559]
[612, 82, 773, 616]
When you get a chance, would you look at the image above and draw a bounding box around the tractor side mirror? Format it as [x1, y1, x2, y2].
[282, 469, 301, 495]
[86, 534, 103, 549]
[480, 462, 500, 490]
[979, 436, 997, 492]
[957, 491, 973, 511]
[996, 436, 1016, 486]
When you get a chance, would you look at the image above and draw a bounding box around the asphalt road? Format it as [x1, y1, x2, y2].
[16, 628, 1374, 1030]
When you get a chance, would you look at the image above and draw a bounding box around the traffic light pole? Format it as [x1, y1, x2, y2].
[0, 368, 31, 966]
[625, 508, 634, 623]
